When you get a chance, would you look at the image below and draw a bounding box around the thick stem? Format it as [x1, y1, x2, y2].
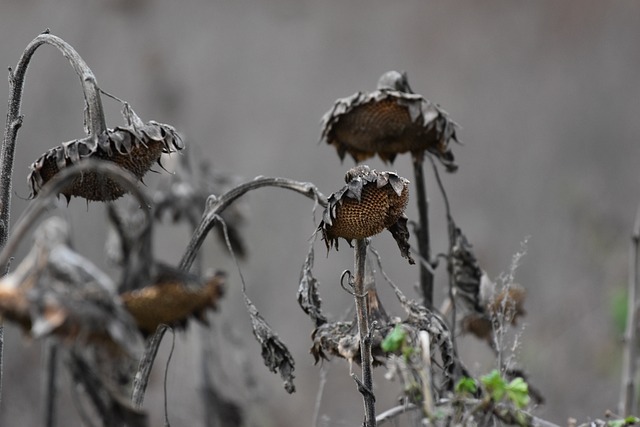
[43, 342, 58, 427]
[619, 204, 640, 415]
[353, 238, 376, 426]
[412, 154, 434, 308]
[0, 33, 107, 403]
[1, 31, 106, 249]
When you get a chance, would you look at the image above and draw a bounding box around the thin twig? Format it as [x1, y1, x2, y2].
[375, 403, 418, 425]
[619, 203, 640, 415]
[163, 328, 176, 427]
[312, 365, 329, 427]
[353, 238, 376, 426]
[412, 153, 434, 308]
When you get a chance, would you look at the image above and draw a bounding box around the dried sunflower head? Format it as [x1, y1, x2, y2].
[320, 70, 459, 170]
[28, 104, 183, 202]
[318, 165, 414, 263]
[120, 266, 225, 336]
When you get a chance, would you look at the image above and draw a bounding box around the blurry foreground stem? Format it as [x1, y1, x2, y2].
[353, 238, 376, 427]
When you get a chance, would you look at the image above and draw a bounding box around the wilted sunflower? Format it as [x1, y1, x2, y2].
[320, 71, 458, 170]
[28, 104, 183, 202]
[120, 267, 225, 336]
[318, 165, 414, 263]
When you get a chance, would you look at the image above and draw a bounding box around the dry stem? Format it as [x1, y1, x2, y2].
[353, 238, 376, 426]
[619, 204, 640, 415]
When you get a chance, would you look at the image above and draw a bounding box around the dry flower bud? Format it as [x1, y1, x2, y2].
[320, 71, 458, 170]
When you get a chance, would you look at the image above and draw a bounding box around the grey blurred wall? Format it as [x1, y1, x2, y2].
[1, 1, 639, 425]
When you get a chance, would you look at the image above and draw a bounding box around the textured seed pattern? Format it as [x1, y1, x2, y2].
[320, 72, 458, 169]
[319, 166, 409, 250]
[28, 110, 183, 202]
[121, 271, 225, 335]
[326, 183, 409, 241]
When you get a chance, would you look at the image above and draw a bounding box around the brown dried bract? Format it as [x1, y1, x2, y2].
[121, 268, 225, 335]
[28, 104, 183, 202]
[320, 71, 458, 170]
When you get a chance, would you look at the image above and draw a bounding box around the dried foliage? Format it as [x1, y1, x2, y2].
[0, 217, 142, 354]
[310, 321, 392, 367]
[153, 150, 247, 257]
[320, 71, 458, 169]
[296, 245, 327, 327]
[28, 104, 183, 202]
[318, 165, 414, 263]
[245, 296, 296, 393]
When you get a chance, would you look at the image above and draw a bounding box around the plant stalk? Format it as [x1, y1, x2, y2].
[1, 32, 108, 405]
[619, 204, 640, 415]
[353, 238, 376, 427]
[412, 154, 434, 308]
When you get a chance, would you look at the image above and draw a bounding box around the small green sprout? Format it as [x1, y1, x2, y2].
[382, 324, 415, 359]
[480, 370, 530, 409]
[455, 377, 477, 396]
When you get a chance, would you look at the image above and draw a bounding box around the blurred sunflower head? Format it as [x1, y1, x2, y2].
[320, 70, 459, 170]
[28, 104, 183, 202]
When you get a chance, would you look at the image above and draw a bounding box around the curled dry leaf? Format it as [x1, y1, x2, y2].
[296, 245, 327, 327]
[120, 267, 225, 335]
[153, 151, 247, 258]
[320, 70, 458, 170]
[451, 227, 484, 312]
[0, 217, 143, 354]
[245, 296, 295, 393]
[28, 104, 183, 202]
[318, 165, 414, 264]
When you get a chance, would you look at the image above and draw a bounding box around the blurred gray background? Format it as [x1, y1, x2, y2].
[1, 1, 639, 425]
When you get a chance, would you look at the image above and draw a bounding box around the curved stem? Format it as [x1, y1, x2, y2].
[130, 176, 327, 408]
[179, 176, 327, 271]
[0, 161, 152, 270]
[1, 31, 107, 248]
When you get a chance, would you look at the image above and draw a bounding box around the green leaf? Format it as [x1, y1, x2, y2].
[455, 377, 477, 395]
[505, 377, 530, 408]
[480, 370, 507, 402]
[609, 416, 640, 427]
[382, 325, 407, 352]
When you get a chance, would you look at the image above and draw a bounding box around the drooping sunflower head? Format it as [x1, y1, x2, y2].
[28, 105, 183, 202]
[320, 71, 458, 169]
[318, 166, 414, 263]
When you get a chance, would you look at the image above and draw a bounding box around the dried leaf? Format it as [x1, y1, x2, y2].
[245, 296, 295, 393]
[387, 215, 414, 264]
[296, 246, 327, 327]
[451, 227, 484, 312]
